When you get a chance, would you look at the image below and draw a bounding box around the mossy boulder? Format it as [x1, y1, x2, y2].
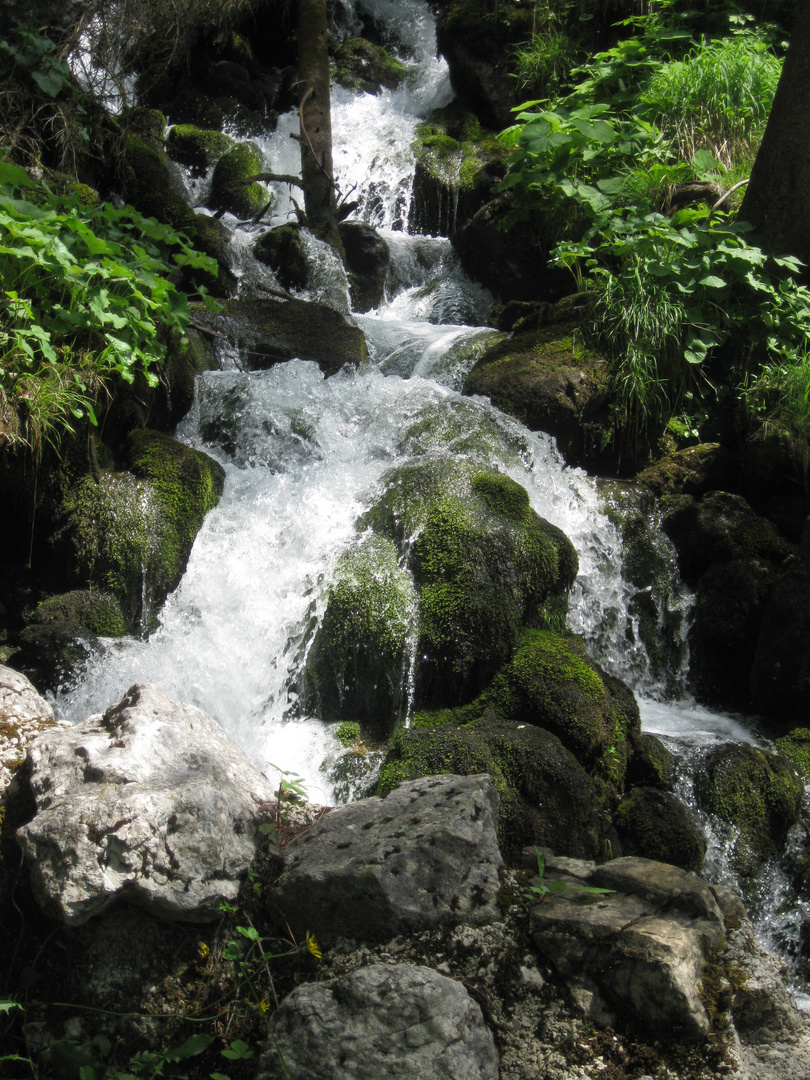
[662, 491, 793, 581]
[16, 590, 129, 692]
[196, 297, 368, 375]
[166, 125, 233, 176]
[333, 37, 407, 94]
[436, 1, 534, 129]
[627, 732, 677, 791]
[209, 142, 267, 219]
[204, 61, 266, 114]
[253, 225, 309, 291]
[695, 744, 804, 878]
[614, 788, 707, 873]
[378, 714, 611, 863]
[301, 535, 417, 734]
[463, 318, 611, 468]
[637, 444, 737, 499]
[409, 103, 508, 236]
[120, 134, 197, 232]
[361, 459, 578, 707]
[55, 434, 224, 629]
[488, 629, 640, 791]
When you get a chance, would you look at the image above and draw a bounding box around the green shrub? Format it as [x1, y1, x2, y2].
[0, 159, 218, 455]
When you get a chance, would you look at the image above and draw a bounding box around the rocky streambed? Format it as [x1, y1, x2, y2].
[2, 665, 809, 1080]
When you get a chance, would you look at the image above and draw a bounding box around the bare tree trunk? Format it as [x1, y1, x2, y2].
[739, 0, 810, 271]
[298, 0, 341, 250]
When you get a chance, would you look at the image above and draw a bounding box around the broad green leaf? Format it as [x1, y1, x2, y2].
[699, 275, 728, 289]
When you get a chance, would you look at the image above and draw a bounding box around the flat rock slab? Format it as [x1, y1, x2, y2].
[530, 856, 729, 1040]
[17, 683, 276, 925]
[255, 963, 500, 1080]
[272, 773, 503, 943]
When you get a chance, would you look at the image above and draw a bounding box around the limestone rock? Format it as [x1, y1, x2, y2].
[530, 856, 728, 1040]
[255, 963, 499, 1080]
[16, 683, 275, 926]
[272, 774, 502, 944]
[0, 664, 67, 800]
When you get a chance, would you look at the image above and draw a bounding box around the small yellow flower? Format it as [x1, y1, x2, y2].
[198, 942, 210, 958]
[305, 931, 322, 960]
[259, 998, 270, 1013]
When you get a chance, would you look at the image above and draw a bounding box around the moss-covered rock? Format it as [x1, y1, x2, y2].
[377, 713, 610, 863]
[55, 434, 224, 629]
[689, 558, 777, 712]
[775, 727, 810, 781]
[333, 37, 407, 93]
[361, 458, 578, 706]
[488, 629, 640, 791]
[209, 142, 267, 219]
[253, 225, 309, 291]
[301, 535, 417, 734]
[614, 787, 707, 872]
[637, 444, 738, 499]
[463, 318, 611, 468]
[695, 744, 804, 878]
[166, 124, 233, 176]
[409, 102, 508, 236]
[16, 590, 129, 692]
[627, 732, 677, 791]
[120, 134, 197, 232]
[662, 490, 793, 581]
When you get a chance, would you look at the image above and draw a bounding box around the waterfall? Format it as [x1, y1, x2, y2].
[56, 0, 808, 1006]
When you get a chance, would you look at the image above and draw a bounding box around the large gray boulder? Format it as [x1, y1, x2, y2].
[254, 963, 500, 1080]
[271, 774, 502, 944]
[16, 683, 276, 925]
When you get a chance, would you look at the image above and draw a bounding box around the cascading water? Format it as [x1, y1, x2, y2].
[57, 0, 808, 1006]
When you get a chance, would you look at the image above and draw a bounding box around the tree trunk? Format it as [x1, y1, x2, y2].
[739, 0, 810, 270]
[298, 0, 341, 250]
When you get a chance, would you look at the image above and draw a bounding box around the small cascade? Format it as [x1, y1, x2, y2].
[55, 0, 809, 1006]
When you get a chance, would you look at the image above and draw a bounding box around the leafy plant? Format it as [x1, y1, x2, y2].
[0, 159, 218, 456]
[528, 847, 615, 903]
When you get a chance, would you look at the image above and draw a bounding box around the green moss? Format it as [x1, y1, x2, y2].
[167, 125, 233, 176]
[333, 37, 408, 93]
[122, 134, 197, 232]
[488, 628, 639, 789]
[33, 590, 129, 638]
[775, 728, 810, 781]
[614, 788, 706, 872]
[55, 431, 224, 627]
[209, 142, 267, 219]
[695, 744, 804, 876]
[335, 721, 362, 747]
[377, 715, 608, 863]
[301, 534, 417, 733]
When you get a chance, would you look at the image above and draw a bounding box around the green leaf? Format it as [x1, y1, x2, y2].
[698, 275, 727, 289]
[162, 1033, 214, 1062]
